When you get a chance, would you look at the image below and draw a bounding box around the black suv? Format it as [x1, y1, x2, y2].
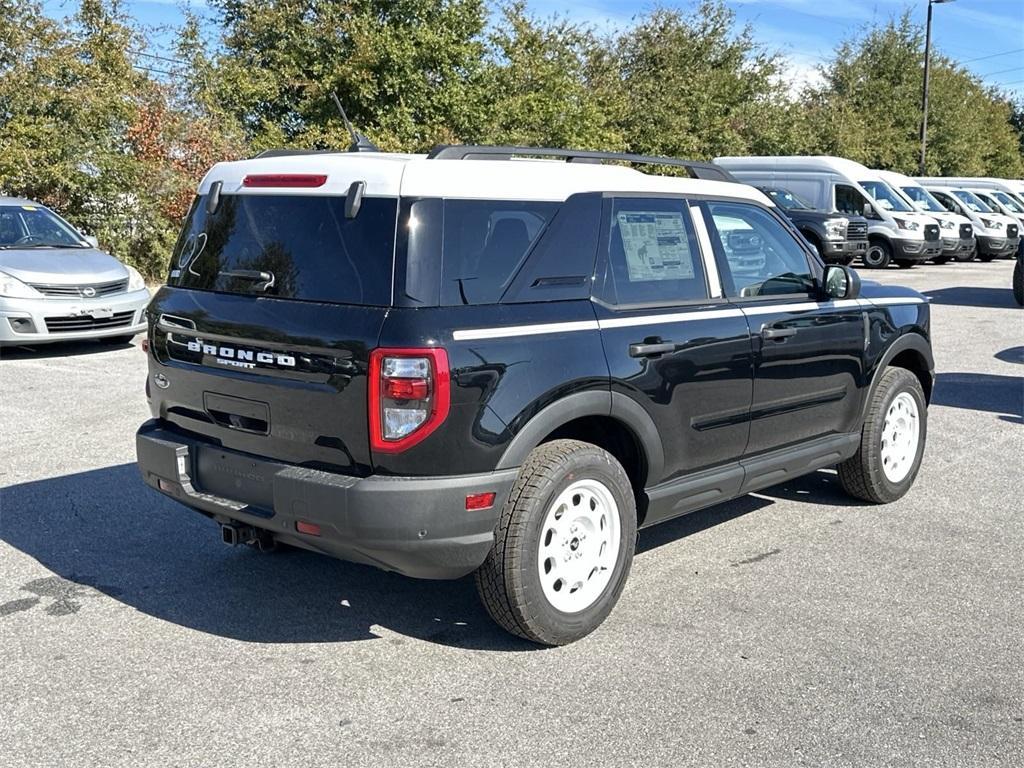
[137, 145, 933, 645]
[757, 186, 869, 266]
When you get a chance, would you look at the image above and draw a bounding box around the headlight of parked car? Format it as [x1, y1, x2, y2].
[938, 219, 955, 230]
[894, 218, 920, 232]
[126, 266, 146, 292]
[980, 218, 999, 230]
[0, 270, 42, 299]
[824, 218, 848, 240]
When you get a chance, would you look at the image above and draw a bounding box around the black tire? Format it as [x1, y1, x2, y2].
[475, 439, 636, 646]
[894, 259, 917, 269]
[838, 367, 927, 504]
[99, 334, 136, 345]
[862, 239, 891, 269]
[1013, 257, 1023, 306]
[978, 253, 996, 262]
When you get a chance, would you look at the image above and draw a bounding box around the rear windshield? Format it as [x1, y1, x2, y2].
[168, 194, 397, 306]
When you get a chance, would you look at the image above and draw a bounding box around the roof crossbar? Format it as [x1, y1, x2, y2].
[426, 144, 737, 182]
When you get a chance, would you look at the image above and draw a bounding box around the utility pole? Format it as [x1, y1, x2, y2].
[920, 0, 955, 175]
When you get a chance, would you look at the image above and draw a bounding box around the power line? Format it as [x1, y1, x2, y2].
[960, 47, 1024, 64]
[979, 66, 1024, 79]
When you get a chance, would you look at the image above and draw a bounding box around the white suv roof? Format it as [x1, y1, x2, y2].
[198, 151, 771, 205]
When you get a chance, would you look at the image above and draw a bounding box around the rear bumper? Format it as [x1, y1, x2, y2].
[893, 237, 942, 262]
[136, 420, 516, 579]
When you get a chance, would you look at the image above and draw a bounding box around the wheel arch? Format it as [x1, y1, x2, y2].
[495, 391, 665, 495]
[864, 333, 934, 422]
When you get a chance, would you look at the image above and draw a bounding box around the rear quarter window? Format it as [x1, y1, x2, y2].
[169, 194, 397, 306]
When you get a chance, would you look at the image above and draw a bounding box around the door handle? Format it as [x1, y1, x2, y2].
[629, 341, 678, 357]
[761, 326, 797, 341]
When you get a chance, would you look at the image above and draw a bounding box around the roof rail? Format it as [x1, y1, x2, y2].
[426, 145, 737, 183]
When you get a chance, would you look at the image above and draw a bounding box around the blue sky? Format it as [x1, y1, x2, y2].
[42, 0, 1024, 96]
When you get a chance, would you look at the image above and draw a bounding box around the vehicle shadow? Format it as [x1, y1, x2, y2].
[923, 286, 1017, 309]
[0, 336, 138, 359]
[932, 372, 1023, 423]
[994, 346, 1024, 365]
[753, 469, 873, 508]
[0, 463, 537, 651]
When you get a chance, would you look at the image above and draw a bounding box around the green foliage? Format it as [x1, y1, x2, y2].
[807, 13, 1024, 177]
[1, 0, 1022, 280]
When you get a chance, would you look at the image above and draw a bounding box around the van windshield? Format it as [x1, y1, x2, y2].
[168, 194, 396, 306]
[760, 188, 815, 211]
[899, 185, 946, 213]
[952, 189, 992, 213]
[858, 181, 913, 213]
[992, 191, 1024, 213]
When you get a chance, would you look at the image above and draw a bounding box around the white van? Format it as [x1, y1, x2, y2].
[715, 156, 942, 269]
[966, 188, 1024, 231]
[874, 170, 975, 262]
[916, 183, 1020, 261]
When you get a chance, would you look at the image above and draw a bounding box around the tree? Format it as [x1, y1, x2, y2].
[807, 14, 1024, 176]
[612, 2, 798, 161]
[193, 0, 490, 152]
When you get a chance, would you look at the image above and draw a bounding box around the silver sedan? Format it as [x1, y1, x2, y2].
[0, 197, 150, 347]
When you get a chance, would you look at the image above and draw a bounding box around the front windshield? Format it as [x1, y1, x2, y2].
[952, 189, 992, 213]
[761, 188, 814, 210]
[858, 181, 913, 213]
[900, 185, 946, 213]
[992, 191, 1024, 213]
[0, 204, 87, 248]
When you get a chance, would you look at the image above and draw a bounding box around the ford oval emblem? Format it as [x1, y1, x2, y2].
[153, 373, 170, 389]
[82, 286, 97, 298]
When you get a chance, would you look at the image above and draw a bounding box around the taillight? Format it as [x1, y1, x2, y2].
[369, 347, 450, 454]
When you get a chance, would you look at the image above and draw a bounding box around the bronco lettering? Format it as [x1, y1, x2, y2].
[186, 339, 296, 368]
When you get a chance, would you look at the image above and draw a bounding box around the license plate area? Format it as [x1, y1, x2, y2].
[195, 447, 276, 514]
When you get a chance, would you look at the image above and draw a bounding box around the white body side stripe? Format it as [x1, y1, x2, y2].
[451, 296, 925, 341]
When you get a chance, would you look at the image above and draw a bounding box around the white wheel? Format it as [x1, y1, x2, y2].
[537, 478, 621, 613]
[880, 391, 920, 483]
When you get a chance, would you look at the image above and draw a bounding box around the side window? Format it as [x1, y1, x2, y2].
[598, 197, 707, 306]
[932, 191, 958, 214]
[440, 200, 558, 305]
[835, 184, 868, 216]
[707, 201, 815, 299]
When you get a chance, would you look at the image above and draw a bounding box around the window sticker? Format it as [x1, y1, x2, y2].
[616, 211, 694, 282]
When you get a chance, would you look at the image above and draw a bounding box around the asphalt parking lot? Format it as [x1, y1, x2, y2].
[1, 260, 1021, 768]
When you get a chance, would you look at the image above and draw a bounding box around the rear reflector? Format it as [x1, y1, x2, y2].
[296, 520, 322, 536]
[465, 492, 496, 511]
[157, 479, 174, 492]
[242, 174, 327, 188]
[141, 338, 150, 353]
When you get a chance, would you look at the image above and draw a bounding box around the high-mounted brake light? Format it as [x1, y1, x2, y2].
[369, 347, 450, 454]
[242, 174, 328, 188]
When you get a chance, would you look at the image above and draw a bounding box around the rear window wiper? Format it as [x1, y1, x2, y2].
[219, 269, 275, 292]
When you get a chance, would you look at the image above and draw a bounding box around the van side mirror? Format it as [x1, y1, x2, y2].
[863, 203, 874, 218]
[83, 234, 99, 249]
[823, 264, 860, 300]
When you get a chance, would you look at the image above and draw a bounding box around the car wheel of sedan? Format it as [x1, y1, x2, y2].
[475, 439, 636, 646]
[838, 367, 927, 504]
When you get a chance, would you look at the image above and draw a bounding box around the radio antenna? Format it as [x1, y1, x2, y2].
[331, 93, 379, 153]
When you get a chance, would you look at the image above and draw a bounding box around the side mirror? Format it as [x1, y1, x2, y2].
[863, 203, 875, 218]
[823, 264, 860, 300]
[83, 235, 99, 249]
